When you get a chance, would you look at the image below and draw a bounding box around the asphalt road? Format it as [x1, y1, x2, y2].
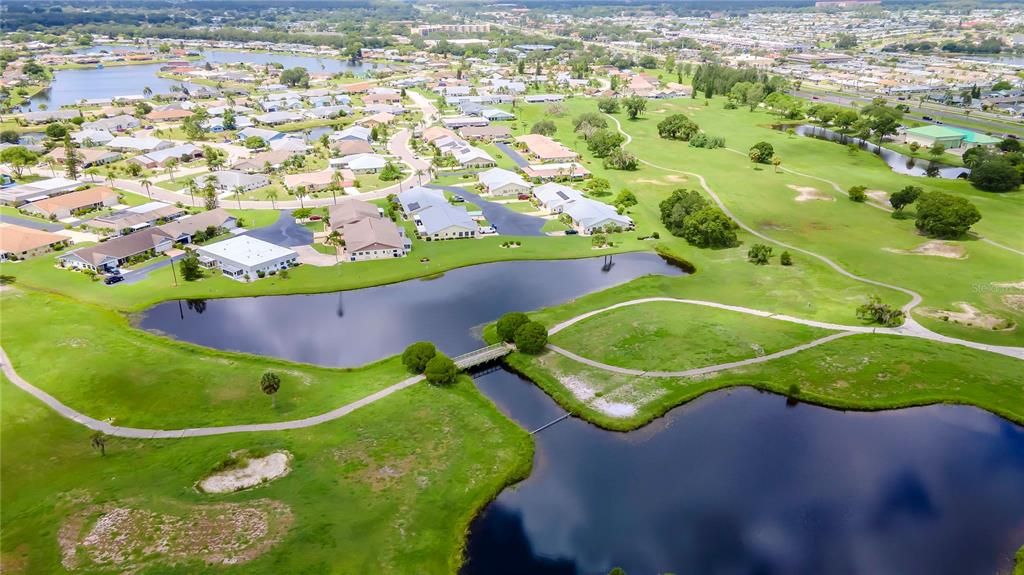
[427, 184, 546, 237]
[243, 210, 313, 247]
[0, 213, 64, 232]
[494, 141, 529, 167]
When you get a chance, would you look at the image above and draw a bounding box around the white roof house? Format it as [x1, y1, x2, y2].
[71, 129, 114, 146]
[0, 177, 82, 206]
[477, 167, 530, 196]
[237, 127, 283, 142]
[533, 182, 583, 213]
[329, 125, 372, 142]
[195, 170, 270, 192]
[196, 236, 298, 281]
[398, 186, 447, 215]
[340, 153, 387, 173]
[106, 136, 173, 153]
[452, 145, 496, 168]
[562, 198, 633, 234]
[415, 203, 478, 240]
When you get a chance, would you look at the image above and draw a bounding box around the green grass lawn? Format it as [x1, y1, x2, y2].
[541, 219, 570, 232]
[550, 300, 831, 371]
[0, 371, 532, 574]
[227, 209, 281, 229]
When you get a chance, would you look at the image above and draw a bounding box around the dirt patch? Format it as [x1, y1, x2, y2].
[920, 303, 1015, 331]
[787, 184, 834, 202]
[1003, 294, 1024, 312]
[632, 178, 669, 186]
[199, 451, 292, 494]
[883, 240, 966, 260]
[866, 189, 889, 204]
[1, 544, 31, 574]
[995, 281, 1024, 290]
[60, 499, 292, 573]
[558, 374, 637, 418]
[664, 174, 687, 183]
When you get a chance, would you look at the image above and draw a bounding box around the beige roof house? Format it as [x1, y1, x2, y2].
[0, 223, 68, 260]
[21, 186, 119, 219]
[283, 168, 353, 192]
[328, 199, 381, 231]
[515, 134, 578, 163]
[344, 217, 406, 254]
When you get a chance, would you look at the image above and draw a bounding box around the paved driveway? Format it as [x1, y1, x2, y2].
[428, 185, 545, 237]
[243, 210, 313, 247]
[494, 142, 529, 168]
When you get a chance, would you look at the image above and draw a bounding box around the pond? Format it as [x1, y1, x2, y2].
[464, 370, 1024, 575]
[139, 253, 683, 367]
[779, 125, 970, 179]
[27, 48, 379, 111]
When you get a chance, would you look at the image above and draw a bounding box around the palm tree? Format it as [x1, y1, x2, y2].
[186, 179, 199, 207]
[140, 179, 153, 199]
[326, 230, 343, 263]
[233, 186, 244, 209]
[331, 170, 345, 204]
[105, 169, 116, 188]
[261, 371, 281, 408]
[415, 168, 425, 185]
[267, 189, 278, 209]
[292, 185, 306, 209]
[165, 157, 179, 182]
[143, 86, 153, 98]
[772, 156, 782, 174]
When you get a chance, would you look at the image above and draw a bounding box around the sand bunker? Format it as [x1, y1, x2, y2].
[199, 452, 291, 493]
[559, 374, 636, 417]
[995, 280, 1024, 290]
[633, 178, 669, 186]
[788, 185, 834, 202]
[866, 190, 890, 204]
[60, 499, 291, 572]
[664, 174, 687, 182]
[920, 303, 1014, 331]
[883, 240, 966, 259]
[1003, 294, 1024, 312]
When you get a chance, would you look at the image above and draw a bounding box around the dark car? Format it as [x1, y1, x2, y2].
[564, 229, 578, 235]
[922, 116, 934, 121]
[104, 274, 124, 285]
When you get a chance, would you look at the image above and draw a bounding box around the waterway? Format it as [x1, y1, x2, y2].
[27, 48, 378, 111]
[782, 124, 970, 179]
[139, 255, 1024, 575]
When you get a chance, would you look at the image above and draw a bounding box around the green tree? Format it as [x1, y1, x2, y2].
[260, 371, 281, 408]
[889, 185, 922, 213]
[747, 243, 773, 264]
[968, 157, 1022, 192]
[222, 108, 236, 131]
[424, 354, 458, 386]
[280, 67, 310, 88]
[62, 133, 80, 179]
[604, 148, 638, 171]
[179, 251, 203, 281]
[0, 130, 19, 144]
[0, 146, 37, 178]
[613, 189, 637, 210]
[748, 141, 774, 164]
[90, 432, 107, 456]
[681, 207, 737, 248]
[244, 136, 267, 150]
[856, 296, 905, 327]
[914, 191, 982, 239]
[401, 341, 437, 374]
[530, 120, 557, 136]
[496, 312, 530, 343]
[847, 185, 868, 202]
[657, 113, 699, 140]
[623, 96, 647, 120]
[928, 142, 946, 158]
[586, 129, 624, 157]
[45, 122, 67, 139]
[597, 97, 619, 113]
[514, 321, 549, 354]
[659, 189, 708, 236]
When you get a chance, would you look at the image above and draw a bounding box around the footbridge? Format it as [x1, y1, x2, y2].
[454, 343, 514, 369]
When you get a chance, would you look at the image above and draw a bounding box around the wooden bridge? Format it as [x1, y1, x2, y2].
[454, 343, 513, 369]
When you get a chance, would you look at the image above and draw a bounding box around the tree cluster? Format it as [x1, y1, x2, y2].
[657, 113, 699, 141]
[659, 189, 737, 248]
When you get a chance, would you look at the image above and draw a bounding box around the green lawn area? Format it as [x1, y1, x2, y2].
[311, 242, 337, 255]
[0, 368, 531, 574]
[227, 208, 281, 229]
[507, 332, 1024, 431]
[541, 219, 569, 232]
[504, 201, 539, 214]
[549, 300, 831, 372]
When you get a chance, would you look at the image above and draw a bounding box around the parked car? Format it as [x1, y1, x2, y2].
[104, 274, 124, 285]
[565, 229, 579, 235]
[517, 193, 531, 200]
[479, 225, 497, 235]
[922, 116, 934, 121]
[452, 195, 465, 203]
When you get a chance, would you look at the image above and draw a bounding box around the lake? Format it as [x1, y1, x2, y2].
[465, 370, 1024, 575]
[139, 253, 683, 366]
[138, 255, 1024, 575]
[27, 48, 379, 111]
[781, 125, 970, 179]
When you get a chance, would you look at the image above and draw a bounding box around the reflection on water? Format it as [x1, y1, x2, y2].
[465, 371, 1024, 575]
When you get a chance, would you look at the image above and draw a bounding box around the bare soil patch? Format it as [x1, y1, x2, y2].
[995, 280, 1024, 290]
[60, 499, 292, 573]
[866, 189, 889, 204]
[633, 178, 669, 186]
[787, 184, 835, 202]
[199, 451, 292, 494]
[883, 240, 966, 259]
[1003, 294, 1024, 313]
[920, 303, 1015, 331]
[664, 174, 687, 183]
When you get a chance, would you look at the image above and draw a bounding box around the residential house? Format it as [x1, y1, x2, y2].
[196, 236, 297, 281]
[45, 147, 121, 168]
[477, 168, 531, 196]
[458, 125, 512, 142]
[131, 144, 203, 169]
[71, 129, 114, 147]
[256, 111, 304, 125]
[414, 203, 478, 240]
[237, 127, 284, 143]
[106, 136, 173, 153]
[83, 114, 140, 132]
[58, 228, 174, 272]
[195, 170, 271, 193]
[533, 182, 584, 213]
[522, 162, 591, 181]
[562, 197, 633, 235]
[269, 137, 310, 154]
[422, 126, 457, 144]
[442, 116, 489, 129]
[0, 177, 82, 207]
[90, 202, 186, 235]
[21, 186, 119, 220]
[0, 223, 69, 260]
[338, 153, 387, 174]
[22, 110, 79, 124]
[328, 199, 382, 231]
[283, 168, 353, 192]
[158, 208, 236, 244]
[344, 217, 410, 261]
[146, 108, 194, 122]
[231, 149, 298, 173]
[516, 134, 578, 163]
[331, 139, 373, 157]
[482, 108, 515, 121]
[330, 125, 372, 143]
[356, 112, 396, 128]
[398, 186, 447, 215]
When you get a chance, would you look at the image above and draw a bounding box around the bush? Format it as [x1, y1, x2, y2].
[856, 296, 905, 327]
[914, 191, 982, 239]
[424, 354, 458, 385]
[597, 97, 619, 114]
[531, 120, 557, 136]
[402, 341, 437, 374]
[780, 251, 793, 266]
[747, 243, 773, 265]
[847, 185, 867, 202]
[496, 312, 530, 343]
[514, 321, 549, 354]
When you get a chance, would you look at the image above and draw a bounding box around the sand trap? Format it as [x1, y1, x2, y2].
[593, 398, 637, 417]
[1003, 294, 1024, 312]
[199, 452, 291, 494]
[664, 174, 687, 182]
[788, 185, 834, 202]
[866, 190, 889, 204]
[559, 375, 636, 417]
[994, 280, 1024, 289]
[633, 178, 669, 185]
[883, 240, 966, 260]
[920, 303, 1015, 331]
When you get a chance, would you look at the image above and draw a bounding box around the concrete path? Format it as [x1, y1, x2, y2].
[0, 343, 424, 439]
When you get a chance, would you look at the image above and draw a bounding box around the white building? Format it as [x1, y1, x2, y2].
[477, 167, 530, 196]
[196, 236, 298, 281]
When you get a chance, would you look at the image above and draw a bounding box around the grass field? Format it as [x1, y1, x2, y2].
[549, 300, 831, 371]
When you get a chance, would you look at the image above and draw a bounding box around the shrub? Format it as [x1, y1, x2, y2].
[847, 185, 867, 202]
[604, 148, 638, 170]
[514, 321, 549, 354]
[914, 191, 982, 239]
[780, 251, 793, 266]
[856, 296, 905, 327]
[496, 312, 530, 343]
[402, 341, 437, 374]
[747, 243, 773, 265]
[256, 270, 266, 278]
[424, 354, 458, 386]
[597, 97, 619, 114]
